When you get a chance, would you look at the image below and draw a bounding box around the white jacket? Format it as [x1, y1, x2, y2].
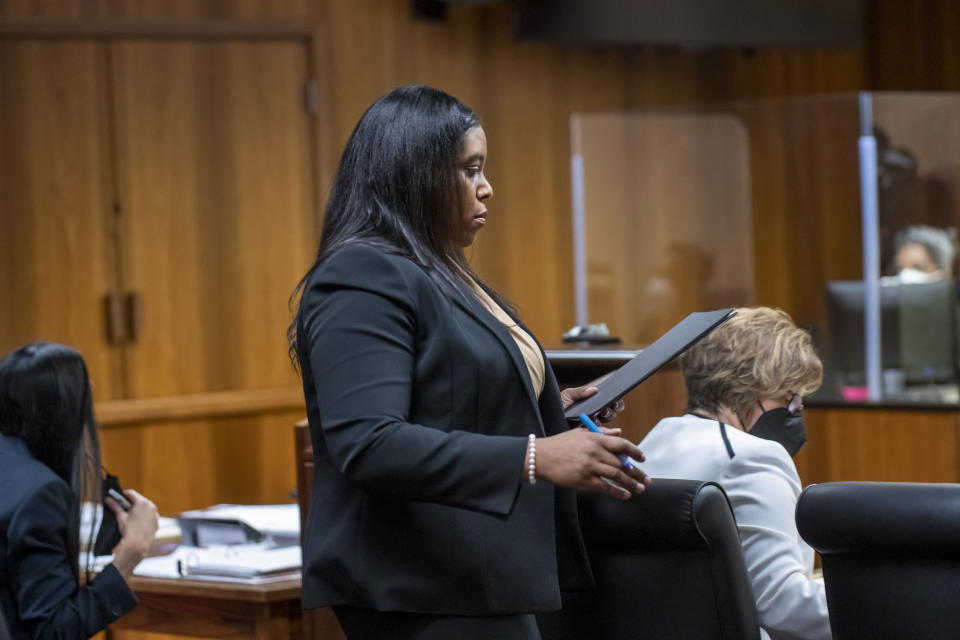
[638, 414, 831, 640]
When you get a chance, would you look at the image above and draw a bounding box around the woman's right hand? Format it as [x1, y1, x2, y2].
[106, 489, 159, 581]
[534, 429, 651, 500]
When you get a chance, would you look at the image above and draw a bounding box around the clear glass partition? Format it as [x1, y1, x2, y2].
[572, 92, 960, 405]
[571, 111, 756, 343]
[868, 93, 960, 402]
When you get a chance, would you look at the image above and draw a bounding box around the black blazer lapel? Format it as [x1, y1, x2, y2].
[538, 353, 569, 436]
[451, 292, 546, 436]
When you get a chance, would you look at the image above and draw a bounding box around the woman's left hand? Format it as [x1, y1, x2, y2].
[560, 385, 626, 424]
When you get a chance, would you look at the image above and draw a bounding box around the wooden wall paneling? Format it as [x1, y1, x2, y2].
[0, 0, 955, 354]
[0, 5, 957, 640]
[470, 35, 581, 342]
[796, 407, 960, 485]
[717, 49, 863, 101]
[867, 0, 960, 91]
[405, 5, 485, 95]
[792, 409, 832, 487]
[312, 0, 456, 183]
[806, 98, 868, 287]
[95, 386, 304, 425]
[110, 37, 313, 398]
[312, 1, 512, 147]
[735, 96, 863, 335]
[466, 39, 641, 341]
[0, 1, 318, 23]
[623, 48, 703, 108]
[0, 38, 124, 400]
[90, 37, 315, 552]
[635, 48, 866, 332]
[304, 2, 870, 343]
[99, 409, 302, 514]
[311, 1, 646, 342]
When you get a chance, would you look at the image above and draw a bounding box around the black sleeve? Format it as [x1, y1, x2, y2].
[7, 479, 137, 640]
[302, 253, 526, 516]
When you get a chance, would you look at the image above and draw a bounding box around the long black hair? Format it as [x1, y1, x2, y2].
[289, 85, 497, 364]
[0, 342, 103, 579]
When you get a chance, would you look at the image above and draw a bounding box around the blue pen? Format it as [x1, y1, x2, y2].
[579, 412, 635, 470]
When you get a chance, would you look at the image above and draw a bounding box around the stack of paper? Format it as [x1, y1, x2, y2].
[134, 543, 301, 583]
[178, 504, 300, 546]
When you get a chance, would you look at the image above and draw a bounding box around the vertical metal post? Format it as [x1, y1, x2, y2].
[859, 92, 882, 401]
[571, 116, 588, 327]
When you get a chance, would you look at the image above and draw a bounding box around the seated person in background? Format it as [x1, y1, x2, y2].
[891, 224, 956, 282]
[639, 307, 830, 640]
[0, 342, 158, 640]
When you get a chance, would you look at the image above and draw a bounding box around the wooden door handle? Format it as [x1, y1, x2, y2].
[103, 293, 126, 345]
[103, 292, 142, 345]
[125, 291, 143, 344]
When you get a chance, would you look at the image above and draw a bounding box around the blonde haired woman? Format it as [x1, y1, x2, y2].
[639, 307, 830, 640]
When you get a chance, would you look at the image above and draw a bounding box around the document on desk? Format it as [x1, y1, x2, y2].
[178, 503, 300, 546]
[563, 308, 736, 421]
[178, 504, 299, 537]
[134, 543, 301, 583]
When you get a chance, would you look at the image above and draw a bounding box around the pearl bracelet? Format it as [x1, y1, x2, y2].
[527, 434, 537, 485]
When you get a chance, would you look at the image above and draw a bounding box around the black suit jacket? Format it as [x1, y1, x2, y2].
[0, 434, 137, 640]
[297, 245, 592, 615]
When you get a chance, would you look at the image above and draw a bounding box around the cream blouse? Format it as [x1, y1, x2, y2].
[468, 281, 545, 398]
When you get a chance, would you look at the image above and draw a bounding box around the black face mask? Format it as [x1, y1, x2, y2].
[749, 407, 806, 457]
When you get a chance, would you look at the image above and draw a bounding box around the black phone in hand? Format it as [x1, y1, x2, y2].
[93, 474, 125, 556]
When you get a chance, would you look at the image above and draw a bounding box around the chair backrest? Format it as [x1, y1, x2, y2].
[294, 418, 313, 544]
[796, 481, 960, 640]
[539, 479, 760, 640]
[293, 419, 347, 640]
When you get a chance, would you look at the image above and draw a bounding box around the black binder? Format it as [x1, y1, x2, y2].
[563, 308, 736, 421]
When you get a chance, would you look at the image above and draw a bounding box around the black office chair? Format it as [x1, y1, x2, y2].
[796, 481, 960, 640]
[538, 479, 760, 640]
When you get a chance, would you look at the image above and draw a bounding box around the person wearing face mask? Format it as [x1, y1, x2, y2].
[890, 224, 956, 283]
[638, 307, 829, 640]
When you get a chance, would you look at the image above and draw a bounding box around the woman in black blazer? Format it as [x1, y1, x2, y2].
[292, 86, 651, 639]
[0, 342, 158, 640]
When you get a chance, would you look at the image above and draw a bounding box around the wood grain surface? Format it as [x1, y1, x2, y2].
[3, 2, 960, 638]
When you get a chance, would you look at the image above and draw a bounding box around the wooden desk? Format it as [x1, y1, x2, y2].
[108, 575, 303, 639]
[796, 403, 960, 485]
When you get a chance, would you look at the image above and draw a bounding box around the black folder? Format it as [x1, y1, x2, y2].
[563, 308, 736, 421]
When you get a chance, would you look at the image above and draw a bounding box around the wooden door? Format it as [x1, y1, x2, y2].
[0, 39, 123, 401]
[110, 38, 315, 397]
[96, 38, 315, 513]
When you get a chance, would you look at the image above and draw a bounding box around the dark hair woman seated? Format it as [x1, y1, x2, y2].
[0, 342, 158, 640]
